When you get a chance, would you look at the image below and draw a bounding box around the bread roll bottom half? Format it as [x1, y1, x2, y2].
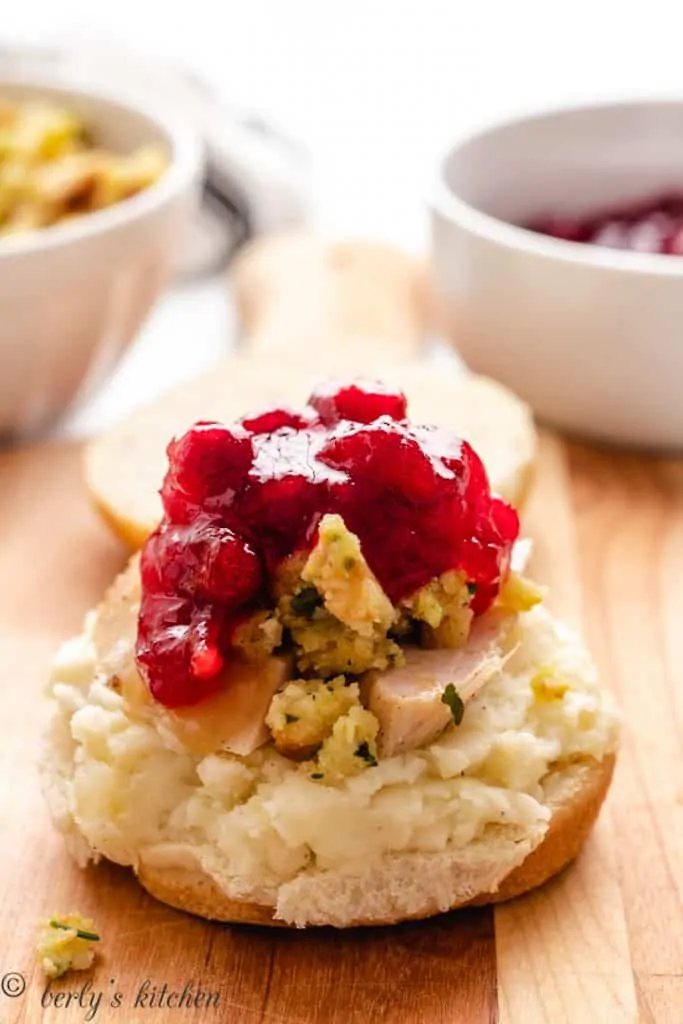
[42, 564, 618, 929]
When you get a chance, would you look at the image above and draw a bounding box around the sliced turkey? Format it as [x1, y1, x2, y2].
[361, 609, 517, 757]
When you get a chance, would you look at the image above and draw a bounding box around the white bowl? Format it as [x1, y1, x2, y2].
[0, 77, 202, 439]
[431, 100, 683, 450]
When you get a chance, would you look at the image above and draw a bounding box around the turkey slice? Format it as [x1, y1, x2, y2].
[361, 609, 518, 757]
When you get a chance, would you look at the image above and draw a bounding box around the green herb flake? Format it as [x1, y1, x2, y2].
[284, 713, 299, 724]
[290, 586, 323, 619]
[467, 582, 478, 596]
[343, 556, 357, 571]
[441, 683, 465, 726]
[310, 772, 324, 780]
[49, 920, 100, 943]
[354, 741, 378, 767]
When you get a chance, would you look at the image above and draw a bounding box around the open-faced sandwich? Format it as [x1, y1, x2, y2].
[42, 379, 619, 927]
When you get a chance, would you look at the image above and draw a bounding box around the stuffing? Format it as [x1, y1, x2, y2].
[36, 913, 100, 979]
[404, 569, 474, 648]
[301, 514, 395, 636]
[230, 610, 283, 662]
[275, 516, 403, 677]
[497, 571, 545, 613]
[265, 677, 360, 759]
[314, 704, 380, 783]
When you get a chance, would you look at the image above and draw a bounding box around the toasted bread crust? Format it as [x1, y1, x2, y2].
[134, 754, 614, 928]
[466, 751, 614, 907]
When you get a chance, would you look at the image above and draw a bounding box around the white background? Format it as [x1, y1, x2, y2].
[5, 1, 683, 434]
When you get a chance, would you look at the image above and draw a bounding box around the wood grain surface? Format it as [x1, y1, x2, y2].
[1, 431, 681, 1023]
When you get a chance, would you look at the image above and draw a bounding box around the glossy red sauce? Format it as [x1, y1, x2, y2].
[526, 192, 683, 254]
[136, 379, 519, 708]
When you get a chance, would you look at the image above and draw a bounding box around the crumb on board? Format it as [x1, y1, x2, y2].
[36, 913, 100, 979]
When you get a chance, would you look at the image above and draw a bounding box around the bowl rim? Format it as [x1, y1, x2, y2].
[432, 96, 683, 278]
[0, 74, 203, 259]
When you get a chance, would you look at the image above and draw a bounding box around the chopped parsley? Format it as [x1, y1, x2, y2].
[467, 582, 478, 596]
[354, 741, 378, 767]
[441, 683, 465, 725]
[284, 713, 299, 724]
[310, 772, 324, 780]
[290, 586, 322, 619]
[49, 920, 100, 942]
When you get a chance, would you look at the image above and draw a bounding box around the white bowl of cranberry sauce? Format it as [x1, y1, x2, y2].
[431, 100, 683, 450]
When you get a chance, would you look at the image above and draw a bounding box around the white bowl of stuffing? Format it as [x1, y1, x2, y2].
[0, 77, 202, 438]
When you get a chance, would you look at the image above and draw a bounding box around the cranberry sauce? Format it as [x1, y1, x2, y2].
[136, 379, 519, 708]
[526, 192, 683, 255]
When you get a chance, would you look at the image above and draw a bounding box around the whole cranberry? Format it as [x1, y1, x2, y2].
[240, 405, 318, 434]
[236, 427, 342, 566]
[459, 441, 493, 508]
[309, 379, 407, 426]
[238, 471, 328, 569]
[136, 595, 225, 708]
[527, 216, 588, 242]
[628, 213, 671, 254]
[320, 418, 445, 505]
[140, 518, 262, 606]
[163, 422, 254, 511]
[411, 425, 475, 491]
[590, 220, 629, 249]
[664, 226, 683, 255]
[458, 494, 519, 614]
[197, 526, 263, 603]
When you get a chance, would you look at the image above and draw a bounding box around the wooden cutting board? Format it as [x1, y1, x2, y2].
[1, 431, 681, 1024]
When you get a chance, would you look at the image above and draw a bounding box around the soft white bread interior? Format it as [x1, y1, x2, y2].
[42, 559, 618, 928]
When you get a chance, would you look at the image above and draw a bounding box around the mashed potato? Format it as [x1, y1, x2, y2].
[43, 605, 619, 913]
